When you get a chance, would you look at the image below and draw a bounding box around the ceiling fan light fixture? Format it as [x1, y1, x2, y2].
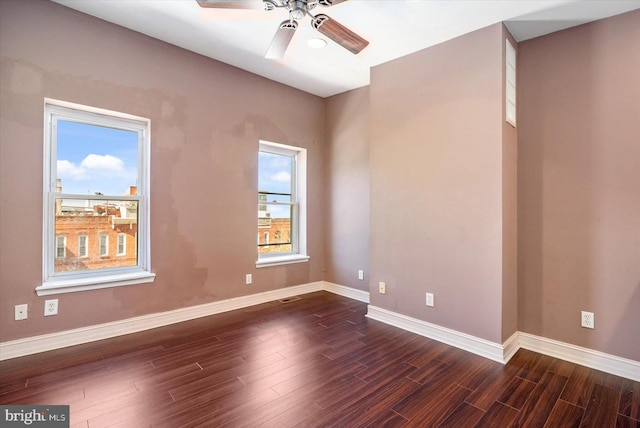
[288, 1, 306, 20]
[307, 37, 327, 49]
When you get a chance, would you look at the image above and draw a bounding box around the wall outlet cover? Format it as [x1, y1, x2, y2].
[581, 311, 594, 329]
[44, 299, 59, 316]
[378, 282, 386, 294]
[15, 304, 28, 321]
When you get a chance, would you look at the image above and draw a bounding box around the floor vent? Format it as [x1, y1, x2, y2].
[279, 296, 302, 303]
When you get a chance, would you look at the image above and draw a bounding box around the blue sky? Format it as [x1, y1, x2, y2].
[56, 121, 138, 195]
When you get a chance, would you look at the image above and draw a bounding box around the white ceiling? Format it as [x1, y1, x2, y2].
[52, 0, 640, 98]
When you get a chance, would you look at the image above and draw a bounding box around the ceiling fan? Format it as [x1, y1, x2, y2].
[196, 0, 369, 59]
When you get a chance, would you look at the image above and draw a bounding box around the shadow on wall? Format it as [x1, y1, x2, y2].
[114, 157, 211, 313]
[519, 28, 598, 346]
[609, 283, 640, 361]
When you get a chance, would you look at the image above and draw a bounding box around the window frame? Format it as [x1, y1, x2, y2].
[55, 236, 66, 259]
[38, 99, 154, 296]
[78, 235, 88, 258]
[117, 233, 127, 256]
[256, 141, 309, 268]
[99, 234, 109, 257]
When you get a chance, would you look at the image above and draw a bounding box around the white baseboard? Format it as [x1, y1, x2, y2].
[366, 305, 639, 381]
[518, 332, 640, 382]
[502, 330, 521, 363]
[322, 281, 370, 303]
[0, 281, 324, 361]
[3, 282, 637, 382]
[366, 305, 510, 363]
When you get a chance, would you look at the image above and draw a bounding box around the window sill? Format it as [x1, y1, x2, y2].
[256, 255, 310, 268]
[36, 271, 155, 296]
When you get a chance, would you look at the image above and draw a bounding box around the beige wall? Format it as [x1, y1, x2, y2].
[369, 24, 512, 343]
[501, 26, 519, 342]
[0, 0, 325, 342]
[324, 87, 370, 291]
[1, 0, 637, 364]
[518, 10, 640, 361]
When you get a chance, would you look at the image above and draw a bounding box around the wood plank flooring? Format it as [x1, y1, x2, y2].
[1, 291, 638, 427]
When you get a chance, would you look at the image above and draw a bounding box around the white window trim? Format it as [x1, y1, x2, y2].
[78, 235, 88, 258]
[55, 235, 66, 259]
[506, 39, 517, 127]
[38, 99, 154, 296]
[256, 140, 308, 268]
[99, 234, 109, 257]
[117, 233, 127, 256]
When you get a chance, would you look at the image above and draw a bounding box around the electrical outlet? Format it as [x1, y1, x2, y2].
[358, 270, 364, 280]
[426, 293, 434, 307]
[15, 304, 28, 321]
[44, 299, 58, 316]
[581, 311, 594, 329]
[245, 274, 252, 285]
[378, 282, 386, 294]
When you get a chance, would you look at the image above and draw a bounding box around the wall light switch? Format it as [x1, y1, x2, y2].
[378, 282, 386, 294]
[246, 274, 252, 285]
[358, 270, 364, 280]
[426, 293, 434, 307]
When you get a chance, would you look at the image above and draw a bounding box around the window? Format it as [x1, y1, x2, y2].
[78, 235, 88, 258]
[257, 141, 308, 267]
[506, 39, 516, 127]
[117, 233, 126, 256]
[56, 236, 66, 259]
[99, 234, 108, 256]
[38, 99, 154, 296]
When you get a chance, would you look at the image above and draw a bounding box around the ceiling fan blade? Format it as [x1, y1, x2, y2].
[318, 0, 349, 6]
[196, 0, 265, 10]
[265, 20, 298, 59]
[311, 14, 369, 54]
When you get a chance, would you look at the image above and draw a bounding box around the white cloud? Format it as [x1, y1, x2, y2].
[57, 154, 125, 181]
[80, 154, 124, 172]
[271, 171, 291, 182]
[57, 159, 86, 180]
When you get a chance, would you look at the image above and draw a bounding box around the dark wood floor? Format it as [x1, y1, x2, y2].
[1, 291, 638, 427]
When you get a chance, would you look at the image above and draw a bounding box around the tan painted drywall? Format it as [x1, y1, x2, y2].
[0, 0, 325, 342]
[501, 25, 519, 342]
[324, 87, 370, 291]
[369, 24, 510, 343]
[518, 10, 640, 361]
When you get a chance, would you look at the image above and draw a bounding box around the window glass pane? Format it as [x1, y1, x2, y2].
[54, 198, 137, 272]
[258, 151, 292, 195]
[56, 120, 138, 196]
[258, 151, 294, 254]
[99, 235, 108, 256]
[258, 203, 292, 254]
[56, 236, 66, 259]
[78, 235, 88, 257]
[117, 234, 126, 256]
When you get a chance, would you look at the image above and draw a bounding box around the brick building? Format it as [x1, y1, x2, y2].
[54, 185, 138, 272]
[258, 217, 291, 254]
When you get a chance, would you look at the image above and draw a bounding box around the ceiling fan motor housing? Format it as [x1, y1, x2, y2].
[288, 1, 307, 20]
